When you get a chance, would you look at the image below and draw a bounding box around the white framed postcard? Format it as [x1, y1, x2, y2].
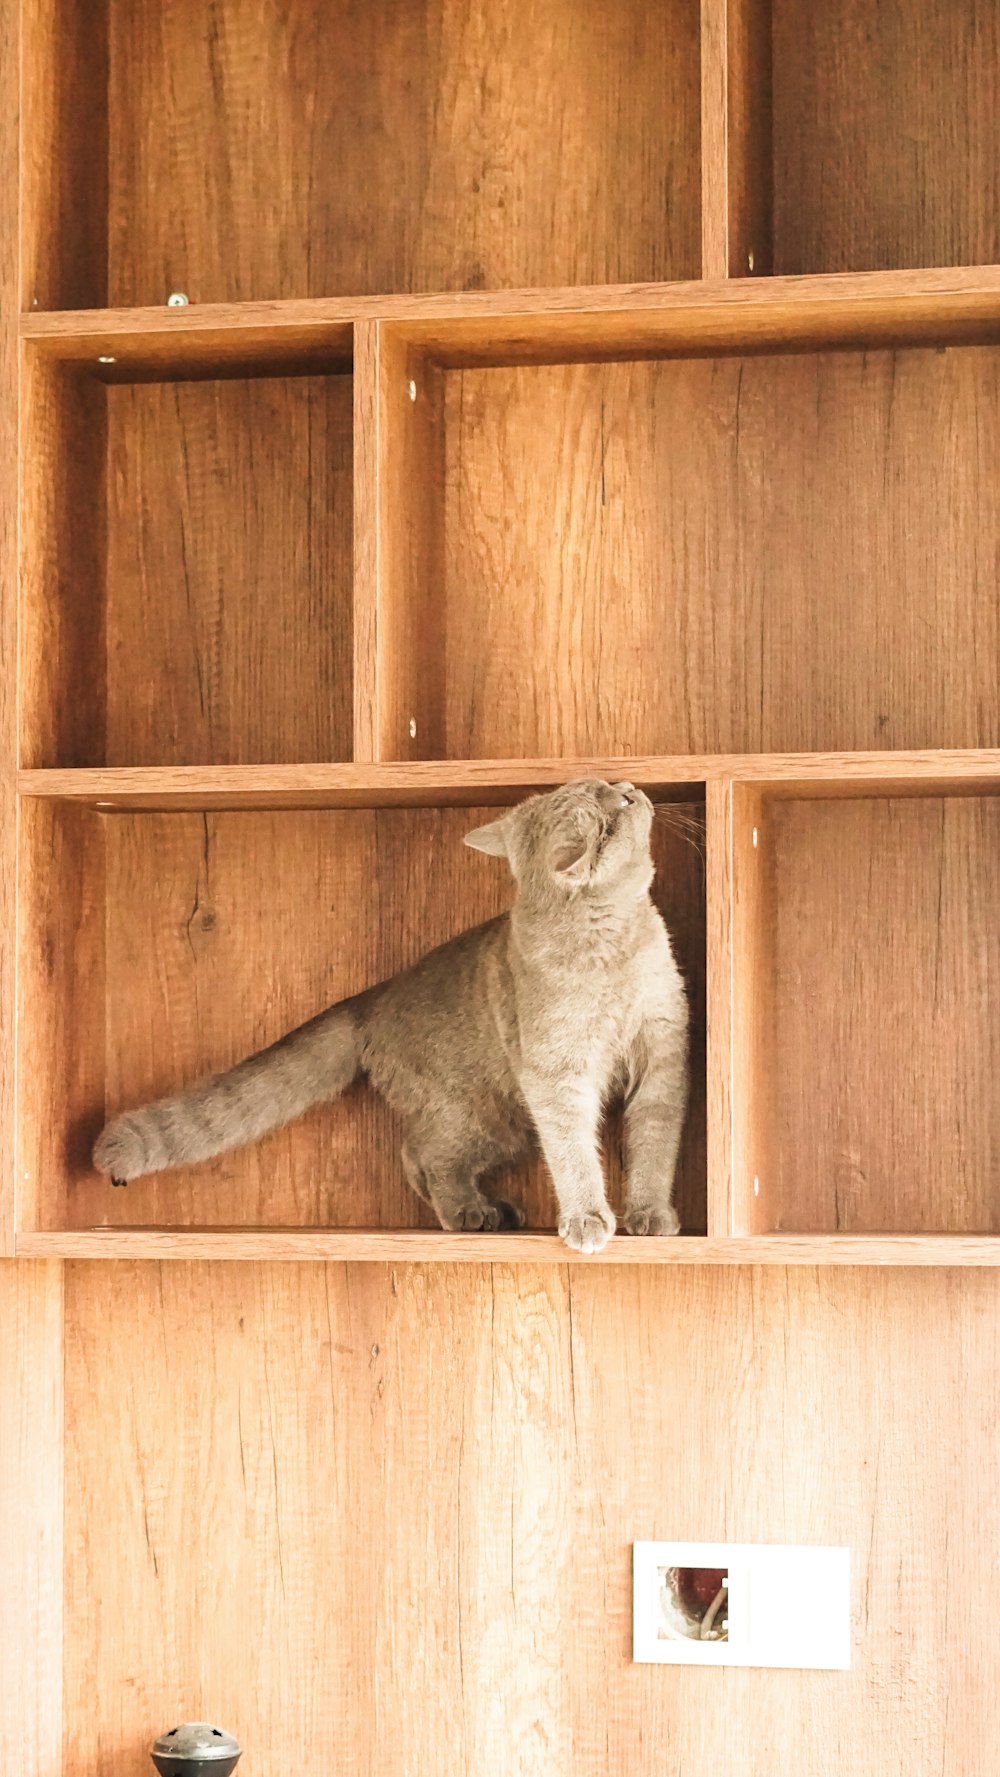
[633, 1540, 851, 1671]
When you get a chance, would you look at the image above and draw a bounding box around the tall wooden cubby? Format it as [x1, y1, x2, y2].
[3, 3, 1000, 1774]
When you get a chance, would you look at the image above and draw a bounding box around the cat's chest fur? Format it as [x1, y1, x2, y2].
[504, 895, 677, 1075]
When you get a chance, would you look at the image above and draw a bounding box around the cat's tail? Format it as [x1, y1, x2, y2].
[92, 1002, 363, 1184]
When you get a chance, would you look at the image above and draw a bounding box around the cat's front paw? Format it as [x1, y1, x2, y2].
[559, 1203, 616, 1254]
[624, 1203, 680, 1237]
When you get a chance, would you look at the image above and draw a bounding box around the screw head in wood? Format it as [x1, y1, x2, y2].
[167, 291, 190, 307]
[408, 379, 417, 401]
[98, 355, 116, 365]
[409, 717, 417, 739]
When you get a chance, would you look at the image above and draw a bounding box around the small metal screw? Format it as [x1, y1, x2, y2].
[98, 355, 116, 365]
[752, 826, 758, 849]
[408, 717, 417, 739]
[31, 296, 39, 308]
[166, 291, 189, 307]
[407, 379, 417, 402]
[748, 249, 755, 273]
[753, 1175, 760, 1197]
[96, 802, 114, 810]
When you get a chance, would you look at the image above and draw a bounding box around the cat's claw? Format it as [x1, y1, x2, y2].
[559, 1205, 616, 1254]
[624, 1204, 680, 1237]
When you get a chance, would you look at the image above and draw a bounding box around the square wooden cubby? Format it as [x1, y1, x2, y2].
[375, 335, 1000, 763]
[20, 354, 354, 768]
[23, 0, 702, 311]
[730, 786, 1000, 1236]
[17, 794, 707, 1237]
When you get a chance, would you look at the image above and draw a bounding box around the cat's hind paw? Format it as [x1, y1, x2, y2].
[624, 1203, 680, 1237]
[559, 1204, 616, 1254]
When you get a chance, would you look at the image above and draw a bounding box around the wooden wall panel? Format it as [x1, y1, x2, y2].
[51, 805, 704, 1234]
[104, 0, 700, 307]
[18, 802, 106, 1234]
[772, 0, 1000, 274]
[766, 797, 1000, 1234]
[0, 1262, 64, 1777]
[105, 375, 353, 768]
[19, 361, 107, 771]
[0, 0, 17, 1249]
[63, 1261, 1000, 1777]
[439, 348, 1000, 759]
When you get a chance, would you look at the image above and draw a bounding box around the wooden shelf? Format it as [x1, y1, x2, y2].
[16, 1228, 1000, 1264]
[18, 752, 1000, 810]
[20, 266, 1000, 372]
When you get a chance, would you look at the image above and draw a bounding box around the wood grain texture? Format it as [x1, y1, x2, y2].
[700, 0, 730, 281]
[104, 375, 353, 767]
[62, 1260, 1000, 1774]
[101, 0, 699, 309]
[0, 0, 16, 1249]
[34, 804, 704, 1235]
[705, 781, 734, 1235]
[766, 798, 1000, 1234]
[20, 0, 108, 309]
[0, 1262, 64, 1777]
[436, 348, 1000, 758]
[700, 0, 773, 280]
[19, 361, 107, 769]
[773, 0, 1000, 274]
[19, 1229, 1000, 1265]
[23, 265, 1000, 360]
[729, 785, 771, 1235]
[19, 750, 1000, 811]
[355, 323, 446, 763]
[726, 0, 772, 277]
[17, 803, 106, 1236]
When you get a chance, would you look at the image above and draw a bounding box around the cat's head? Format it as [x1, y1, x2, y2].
[464, 779, 654, 900]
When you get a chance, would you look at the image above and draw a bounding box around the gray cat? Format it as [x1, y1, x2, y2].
[94, 779, 689, 1253]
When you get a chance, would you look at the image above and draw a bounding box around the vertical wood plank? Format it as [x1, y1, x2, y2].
[352, 323, 381, 762]
[705, 780, 733, 1235]
[730, 783, 772, 1233]
[367, 324, 445, 763]
[700, 0, 731, 280]
[0, 1261, 64, 1777]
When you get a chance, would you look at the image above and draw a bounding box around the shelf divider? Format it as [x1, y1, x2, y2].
[17, 752, 1000, 812]
[16, 1228, 1000, 1265]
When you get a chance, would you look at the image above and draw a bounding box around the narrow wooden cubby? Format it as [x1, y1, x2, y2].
[729, 783, 1000, 1236]
[714, 0, 1000, 278]
[371, 329, 1000, 764]
[22, 0, 702, 312]
[16, 792, 708, 1239]
[20, 350, 354, 769]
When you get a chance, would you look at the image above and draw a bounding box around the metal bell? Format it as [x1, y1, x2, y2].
[150, 1722, 242, 1777]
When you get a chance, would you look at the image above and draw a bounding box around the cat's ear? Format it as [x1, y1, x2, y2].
[464, 816, 510, 858]
[550, 832, 592, 883]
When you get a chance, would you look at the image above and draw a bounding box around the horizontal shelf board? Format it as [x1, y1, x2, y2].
[18, 753, 1000, 810]
[15, 1230, 1000, 1265]
[21, 266, 1000, 372]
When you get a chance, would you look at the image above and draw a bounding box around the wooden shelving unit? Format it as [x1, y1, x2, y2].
[8, 261, 1000, 1259]
[5, 4, 1000, 1774]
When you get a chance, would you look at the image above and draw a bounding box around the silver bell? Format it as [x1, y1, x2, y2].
[151, 1722, 242, 1777]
